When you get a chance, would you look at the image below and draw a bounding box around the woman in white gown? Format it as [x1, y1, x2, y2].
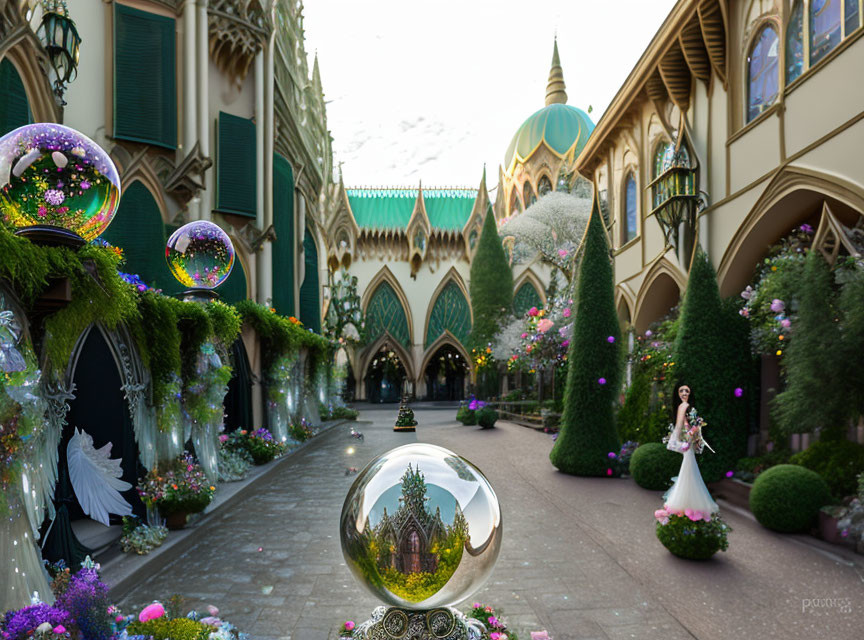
[663, 384, 719, 516]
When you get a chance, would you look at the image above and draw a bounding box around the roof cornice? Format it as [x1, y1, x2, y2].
[575, 0, 702, 172]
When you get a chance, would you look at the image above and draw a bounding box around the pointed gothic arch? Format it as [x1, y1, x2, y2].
[616, 285, 636, 327]
[512, 269, 546, 316]
[424, 268, 472, 349]
[362, 266, 413, 348]
[360, 330, 416, 385]
[633, 256, 685, 333]
[718, 166, 864, 296]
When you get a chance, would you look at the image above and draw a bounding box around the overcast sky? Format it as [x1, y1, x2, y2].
[303, 0, 678, 190]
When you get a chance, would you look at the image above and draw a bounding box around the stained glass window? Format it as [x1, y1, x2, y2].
[624, 172, 637, 243]
[513, 282, 542, 317]
[366, 281, 411, 348]
[652, 142, 670, 208]
[747, 25, 780, 122]
[786, 1, 805, 84]
[538, 176, 553, 196]
[810, 0, 842, 65]
[845, 0, 860, 35]
[425, 281, 472, 348]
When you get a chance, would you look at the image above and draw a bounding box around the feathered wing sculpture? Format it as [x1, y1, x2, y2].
[67, 428, 133, 526]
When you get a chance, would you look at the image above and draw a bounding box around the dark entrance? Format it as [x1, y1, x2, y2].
[224, 338, 253, 433]
[423, 344, 467, 401]
[365, 347, 406, 403]
[42, 328, 144, 567]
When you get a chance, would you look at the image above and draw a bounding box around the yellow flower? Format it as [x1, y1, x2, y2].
[771, 266, 777, 272]
[776, 349, 782, 356]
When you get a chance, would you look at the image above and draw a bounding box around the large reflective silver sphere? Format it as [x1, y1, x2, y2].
[340, 444, 502, 610]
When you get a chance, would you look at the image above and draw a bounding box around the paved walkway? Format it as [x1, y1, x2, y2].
[118, 406, 864, 639]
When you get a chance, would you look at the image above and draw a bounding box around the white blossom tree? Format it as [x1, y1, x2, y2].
[499, 189, 592, 283]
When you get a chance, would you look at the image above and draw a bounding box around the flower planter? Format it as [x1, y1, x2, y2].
[818, 510, 843, 544]
[707, 477, 752, 511]
[164, 511, 189, 530]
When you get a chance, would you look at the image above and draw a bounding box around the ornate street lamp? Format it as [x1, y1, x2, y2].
[37, 0, 81, 105]
[647, 142, 702, 258]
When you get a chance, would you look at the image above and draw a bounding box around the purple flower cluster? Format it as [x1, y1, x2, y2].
[251, 427, 275, 442]
[55, 567, 112, 640]
[2, 604, 71, 640]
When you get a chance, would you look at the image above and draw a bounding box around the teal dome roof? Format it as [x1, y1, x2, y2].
[504, 103, 594, 174]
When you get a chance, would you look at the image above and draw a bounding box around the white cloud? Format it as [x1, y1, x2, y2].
[303, 0, 678, 188]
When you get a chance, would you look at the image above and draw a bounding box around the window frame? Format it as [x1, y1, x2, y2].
[745, 22, 781, 124]
[621, 169, 639, 247]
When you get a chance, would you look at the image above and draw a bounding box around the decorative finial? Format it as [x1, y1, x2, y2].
[546, 39, 567, 106]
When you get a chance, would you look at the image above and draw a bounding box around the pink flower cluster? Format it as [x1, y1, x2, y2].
[654, 504, 712, 525]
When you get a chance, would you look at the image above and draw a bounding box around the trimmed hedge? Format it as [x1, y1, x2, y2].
[468, 205, 512, 351]
[749, 464, 831, 532]
[629, 443, 681, 490]
[656, 514, 731, 560]
[477, 407, 499, 429]
[790, 440, 864, 500]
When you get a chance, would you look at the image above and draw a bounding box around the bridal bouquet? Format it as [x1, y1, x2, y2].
[663, 408, 708, 454]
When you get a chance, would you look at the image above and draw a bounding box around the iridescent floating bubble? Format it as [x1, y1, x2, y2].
[165, 221, 235, 289]
[0, 123, 121, 241]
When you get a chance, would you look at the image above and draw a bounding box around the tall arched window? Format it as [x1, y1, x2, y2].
[747, 25, 780, 122]
[538, 176, 553, 196]
[0, 59, 31, 135]
[509, 187, 522, 215]
[787, 1, 805, 83]
[523, 181, 536, 207]
[810, 0, 842, 65]
[623, 172, 638, 244]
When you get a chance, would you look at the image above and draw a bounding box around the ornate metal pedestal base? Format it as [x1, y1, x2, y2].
[352, 606, 486, 640]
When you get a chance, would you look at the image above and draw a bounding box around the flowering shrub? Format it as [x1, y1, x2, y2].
[120, 516, 168, 555]
[837, 473, 864, 547]
[137, 453, 216, 515]
[226, 427, 288, 464]
[2, 604, 73, 640]
[654, 510, 731, 560]
[477, 407, 499, 429]
[606, 440, 639, 476]
[468, 603, 519, 640]
[288, 420, 315, 444]
[456, 404, 478, 425]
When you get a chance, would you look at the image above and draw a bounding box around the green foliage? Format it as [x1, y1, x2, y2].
[773, 251, 845, 439]
[655, 513, 731, 560]
[790, 440, 864, 499]
[749, 464, 831, 532]
[838, 265, 864, 420]
[672, 249, 750, 483]
[735, 449, 793, 476]
[616, 372, 666, 444]
[468, 206, 513, 350]
[126, 617, 212, 640]
[477, 406, 499, 428]
[205, 300, 242, 347]
[456, 405, 477, 425]
[134, 291, 181, 408]
[235, 299, 331, 369]
[550, 201, 621, 475]
[629, 443, 681, 490]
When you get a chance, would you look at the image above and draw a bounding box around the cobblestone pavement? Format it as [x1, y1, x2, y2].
[119, 406, 864, 639]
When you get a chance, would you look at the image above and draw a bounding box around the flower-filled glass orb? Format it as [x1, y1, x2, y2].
[166, 220, 235, 290]
[0, 123, 120, 241]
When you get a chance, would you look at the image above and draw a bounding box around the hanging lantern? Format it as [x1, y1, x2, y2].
[0, 123, 120, 247]
[646, 143, 699, 247]
[37, 0, 81, 104]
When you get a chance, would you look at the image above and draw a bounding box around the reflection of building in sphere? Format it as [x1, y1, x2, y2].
[369, 464, 468, 577]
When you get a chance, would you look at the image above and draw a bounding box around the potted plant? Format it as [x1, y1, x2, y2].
[138, 453, 216, 529]
[819, 505, 848, 544]
[227, 427, 288, 464]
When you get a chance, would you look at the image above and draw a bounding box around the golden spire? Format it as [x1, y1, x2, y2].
[545, 38, 567, 106]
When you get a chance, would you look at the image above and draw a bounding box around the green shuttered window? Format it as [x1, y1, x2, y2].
[272, 154, 295, 316]
[113, 4, 177, 149]
[216, 112, 257, 218]
[299, 229, 320, 332]
[0, 59, 31, 135]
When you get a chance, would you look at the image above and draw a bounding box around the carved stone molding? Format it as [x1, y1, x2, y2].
[160, 142, 212, 203]
[208, 0, 271, 86]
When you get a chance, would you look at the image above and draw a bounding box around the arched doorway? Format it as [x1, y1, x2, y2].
[423, 344, 468, 401]
[365, 347, 406, 403]
[42, 328, 145, 567]
[223, 338, 253, 433]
